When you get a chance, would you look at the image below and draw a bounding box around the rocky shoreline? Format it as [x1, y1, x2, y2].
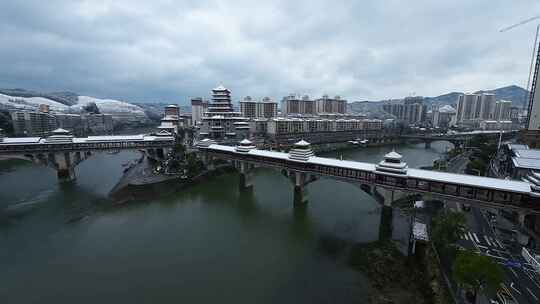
[109, 159, 234, 204]
[347, 240, 452, 304]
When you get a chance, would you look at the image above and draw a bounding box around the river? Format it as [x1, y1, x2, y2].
[0, 141, 452, 304]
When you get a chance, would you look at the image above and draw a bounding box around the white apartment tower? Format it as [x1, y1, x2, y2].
[479, 93, 496, 120]
[191, 97, 208, 126]
[456, 93, 498, 123]
[494, 100, 512, 121]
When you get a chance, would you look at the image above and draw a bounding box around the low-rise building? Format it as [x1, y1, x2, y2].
[265, 117, 383, 147]
[432, 105, 456, 128]
[83, 113, 113, 134]
[479, 120, 513, 131]
[499, 144, 540, 179]
[55, 113, 85, 136]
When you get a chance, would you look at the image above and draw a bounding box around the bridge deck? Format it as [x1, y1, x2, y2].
[1, 134, 172, 145]
[207, 144, 531, 195]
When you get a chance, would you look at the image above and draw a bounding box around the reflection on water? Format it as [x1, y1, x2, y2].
[0, 142, 451, 304]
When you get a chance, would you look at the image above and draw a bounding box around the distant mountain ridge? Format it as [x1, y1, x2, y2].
[0, 88, 147, 119]
[423, 85, 528, 107]
[0, 88, 79, 106]
[349, 85, 529, 114]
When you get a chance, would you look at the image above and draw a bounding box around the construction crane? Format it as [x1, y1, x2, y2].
[500, 15, 540, 121]
[499, 15, 540, 32]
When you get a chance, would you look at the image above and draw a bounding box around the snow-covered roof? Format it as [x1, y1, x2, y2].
[512, 157, 540, 170]
[239, 139, 252, 145]
[213, 84, 229, 91]
[407, 168, 531, 193]
[508, 144, 529, 152]
[384, 150, 402, 160]
[438, 105, 456, 113]
[158, 121, 175, 128]
[52, 128, 70, 134]
[295, 140, 310, 147]
[515, 149, 540, 159]
[162, 115, 179, 121]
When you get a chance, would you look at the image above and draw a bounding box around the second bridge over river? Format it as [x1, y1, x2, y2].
[197, 138, 540, 224]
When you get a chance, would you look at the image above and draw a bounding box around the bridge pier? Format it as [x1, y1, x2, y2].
[200, 152, 215, 170]
[518, 211, 528, 229]
[238, 161, 253, 191]
[292, 171, 308, 205]
[54, 152, 77, 182]
[57, 167, 76, 182]
[424, 141, 431, 149]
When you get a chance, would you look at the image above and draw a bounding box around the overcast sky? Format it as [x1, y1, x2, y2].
[1, 1, 540, 104]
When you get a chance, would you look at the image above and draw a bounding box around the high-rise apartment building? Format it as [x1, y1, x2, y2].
[281, 95, 316, 116]
[240, 96, 278, 119]
[479, 93, 496, 120]
[11, 111, 57, 136]
[456, 93, 479, 122]
[494, 100, 512, 121]
[191, 97, 208, 126]
[315, 95, 347, 114]
[55, 113, 114, 135]
[281, 94, 347, 116]
[382, 96, 426, 125]
[240, 96, 258, 118]
[260, 97, 278, 118]
[456, 93, 498, 123]
[83, 114, 114, 134]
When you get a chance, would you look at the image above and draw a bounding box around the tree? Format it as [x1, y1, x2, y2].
[185, 153, 203, 177]
[453, 249, 504, 303]
[82, 102, 100, 114]
[173, 142, 185, 158]
[0, 110, 14, 134]
[432, 211, 466, 249]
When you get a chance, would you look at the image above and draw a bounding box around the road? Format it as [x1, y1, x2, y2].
[455, 208, 540, 303]
[445, 152, 540, 304]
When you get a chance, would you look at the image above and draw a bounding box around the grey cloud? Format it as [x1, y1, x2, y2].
[0, 0, 539, 104]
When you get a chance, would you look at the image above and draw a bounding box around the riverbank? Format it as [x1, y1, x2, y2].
[109, 158, 234, 204]
[347, 240, 452, 304]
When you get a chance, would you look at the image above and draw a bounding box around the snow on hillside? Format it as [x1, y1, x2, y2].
[0, 93, 147, 120]
[72, 96, 146, 116]
[0, 93, 69, 111]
